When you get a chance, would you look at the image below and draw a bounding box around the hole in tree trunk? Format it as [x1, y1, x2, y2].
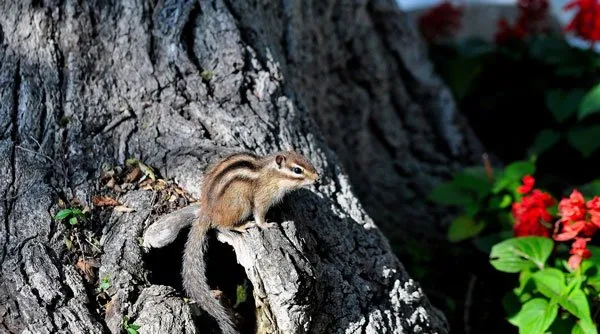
[143, 227, 257, 333]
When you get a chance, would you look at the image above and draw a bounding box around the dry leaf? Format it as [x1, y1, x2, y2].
[76, 257, 98, 283]
[139, 179, 153, 189]
[104, 296, 117, 315]
[114, 205, 135, 213]
[123, 166, 141, 183]
[70, 198, 83, 207]
[154, 179, 167, 190]
[92, 195, 120, 207]
[105, 178, 116, 189]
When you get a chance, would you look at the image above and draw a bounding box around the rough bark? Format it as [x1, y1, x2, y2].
[0, 0, 480, 333]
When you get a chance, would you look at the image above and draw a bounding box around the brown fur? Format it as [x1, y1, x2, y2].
[183, 150, 318, 334]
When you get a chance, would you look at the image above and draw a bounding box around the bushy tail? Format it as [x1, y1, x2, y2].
[182, 219, 238, 334]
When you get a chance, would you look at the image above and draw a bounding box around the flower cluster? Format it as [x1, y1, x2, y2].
[495, 0, 550, 44]
[563, 0, 600, 43]
[511, 175, 556, 237]
[418, 2, 463, 42]
[554, 190, 600, 269]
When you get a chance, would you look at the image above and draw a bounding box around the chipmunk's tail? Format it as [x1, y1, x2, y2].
[182, 217, 238, 334]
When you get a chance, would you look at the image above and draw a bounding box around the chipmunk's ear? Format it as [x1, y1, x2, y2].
[275, 155, 285, 168]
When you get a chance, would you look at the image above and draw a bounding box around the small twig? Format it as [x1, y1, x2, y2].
[102, 108, 133, 133]
[84, 236, 102, 253]
[27, 135, 43, 150]
[482, 153, 494, 183]
[464, 274, 477, 334]
[73, 229, 86, 261]
[16, 145, 54, 163]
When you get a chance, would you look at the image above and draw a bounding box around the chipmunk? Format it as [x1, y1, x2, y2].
[182, 150, 319, 334]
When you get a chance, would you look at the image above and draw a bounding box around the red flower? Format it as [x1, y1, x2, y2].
[554, 220, 597, 240]
[554, 190, 599, 270]
[518, 175, 536, 194]
[495, 19, 528, 44]
[558, 190, 586, 222]
[418, 2, 463, 42]
[585, 196, 600, 227]
[512, 177, 556, 237]
[518, 0, 550, 22]
[495, 0, 549, 44]
[568, 237, 592, 269]
[564, 0, 600, 42]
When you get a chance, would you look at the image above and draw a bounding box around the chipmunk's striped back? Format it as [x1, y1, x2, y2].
[201, 152, 261, 206]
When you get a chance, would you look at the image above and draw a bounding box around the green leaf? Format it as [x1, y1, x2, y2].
[69, 217, 78, 225]
[509, 298, 558, 334]
[464, 202, 479, 218]
[200, 70, 214, 81]
[453, 169, 491, 199]
[428, 183, 474, 206]
[504, 161, 536, 180]
[235, 284, 247, 308]
[488, 194, 513, 210]
[579, 83, 600, 120]
[70, 208, 83, 217]
[567, 288, 592, 321]
[97, 276, 111, 292]
[492, 161, 535, 194]
[129, 324, 141, 330]
[499, 194, 513, 208]
[573, 319, 598, 334]
[490, 237, 554, 273]
[586, 277, 600, 292]
[64, 238, 72, 250]
[528, 129, 561, 156]
[578, 179, 600, 197]
[126, 328, 138, 334]
[516, 269, 535, 297]
[55, 209, 72, 220]
[567, 126, 600, 158]
[546, 89, 585, 123]
[447, 215, 486, 243]
[532, 268, 566, 299]
[532, 269, 592, 321]
[125, 158, 138, 166]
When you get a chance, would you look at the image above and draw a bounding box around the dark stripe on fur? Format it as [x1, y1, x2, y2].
[205, 157, 258, 204]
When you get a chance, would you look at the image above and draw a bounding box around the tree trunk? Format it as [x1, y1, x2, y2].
[0, 0, 480, 333]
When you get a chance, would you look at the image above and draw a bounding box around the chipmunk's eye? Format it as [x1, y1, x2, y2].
[292, 167, 303, 174]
